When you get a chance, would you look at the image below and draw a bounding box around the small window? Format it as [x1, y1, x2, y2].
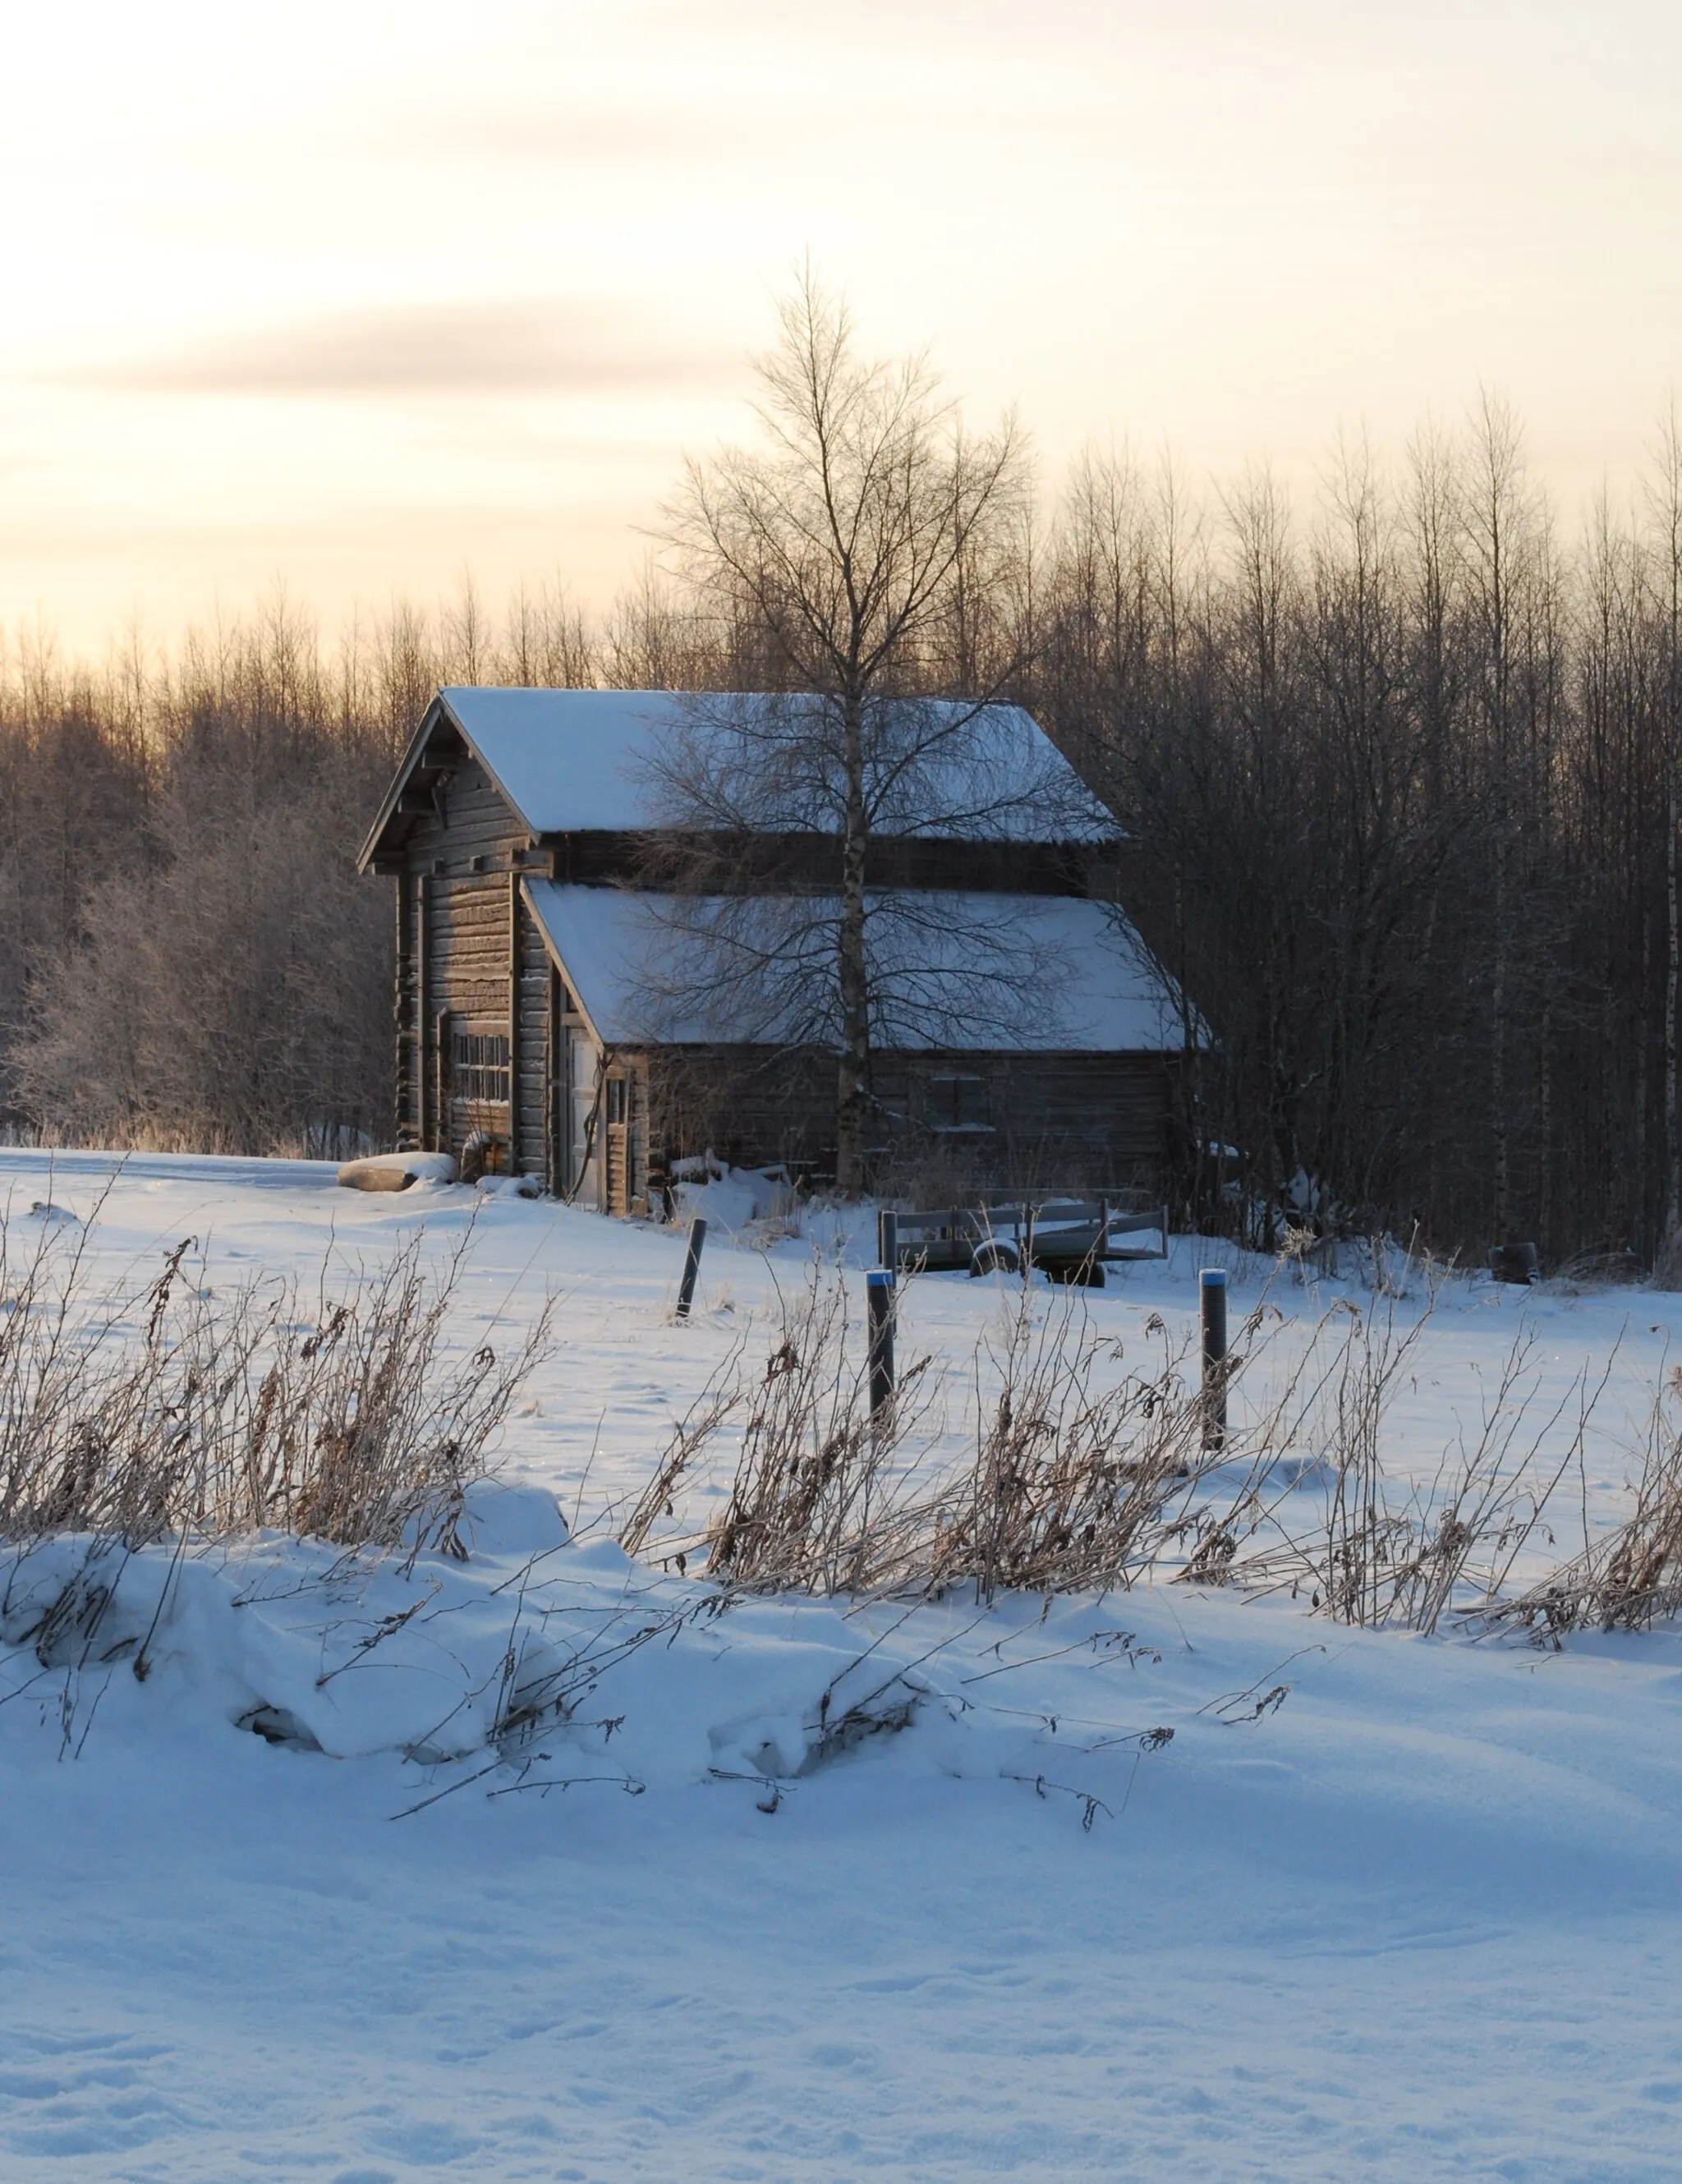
[605, 1076, 628, 1126]
[926, 1074, 991, 1133]
[453, 1030, 510, 1104]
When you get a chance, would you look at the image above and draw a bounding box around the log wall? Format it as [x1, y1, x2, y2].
[646, 1045, 1176, 1194]
[392, 757, 554, 1175]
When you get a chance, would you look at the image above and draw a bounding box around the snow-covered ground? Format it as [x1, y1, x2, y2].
[3, 1148, 1682, 2182]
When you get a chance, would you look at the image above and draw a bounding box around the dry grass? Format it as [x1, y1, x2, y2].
[0, 1201, 549, 1556]
[924, 1287, 1228, 1600]
[1478, 1363, 1682, 1636]
[622, 1256, 1658, 1645]
[627, 1268, 1277, 1601]
[701, 1263, 934, 1593]
[1225, 1294, 1433, 1624]
[1223, 1300, 1615, 1632]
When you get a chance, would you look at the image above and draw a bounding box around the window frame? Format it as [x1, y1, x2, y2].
[924, 1072, 993, 1135]
[450, 1025, 512, 1106]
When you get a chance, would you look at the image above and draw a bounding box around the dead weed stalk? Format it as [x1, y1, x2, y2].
[701, 1262, 934, 1592]
[622, 1258, 1657, 1643]
[1478, 1361, 1682, 1637]
[628, 1271, 1280, 1601]
[925, 1285, 1245, 1600]
[1225, 1304, 1613, 1631]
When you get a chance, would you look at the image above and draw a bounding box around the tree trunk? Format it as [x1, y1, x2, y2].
[1666, 709, 1680, 1240]
[834, 692, 871, 1195]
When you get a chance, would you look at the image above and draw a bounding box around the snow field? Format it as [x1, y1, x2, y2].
[2, 1150, 1682, 2181]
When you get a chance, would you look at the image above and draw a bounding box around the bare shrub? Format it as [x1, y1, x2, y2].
[1481, 1365, 1682, 1635]
[1225, 1299, 1614, 1631]
[0, 1204, 548, 1554]
[702, 1263, 933, 1593]
[925, 1287, 1229, 1600]
[11, 723, 392, 1157]
[1276, 1224, 1336, 1285]
[627, 1271, 1280, 1602]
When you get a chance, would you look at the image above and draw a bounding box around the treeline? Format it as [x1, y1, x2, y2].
[4, 397, 1680, 1264]
[0, 605, 399, 1156]
[1039, 406, 1682, 1268]
[0, 577, 754, 1156]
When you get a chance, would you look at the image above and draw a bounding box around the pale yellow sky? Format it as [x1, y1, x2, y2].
[3, 0, 1679, 654]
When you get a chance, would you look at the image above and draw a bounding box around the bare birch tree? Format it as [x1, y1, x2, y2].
[652, 270, 1043, 1193]
[1463, 391, 1536, 1242]
[1648, 407, 1682, 1252]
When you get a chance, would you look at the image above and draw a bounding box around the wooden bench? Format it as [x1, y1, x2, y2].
[886, 1198, 1170, 1281]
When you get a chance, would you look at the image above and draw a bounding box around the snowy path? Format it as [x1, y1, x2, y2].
[2, 1154, 1681, 2180]
[0, 1147, 343, 1194]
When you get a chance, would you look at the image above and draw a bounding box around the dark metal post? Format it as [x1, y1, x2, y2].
[675, 1216, 708, 1321]
[866, 1267, 895, 1419]
[1200, 1267, 1229, 1449]
[876, 1207, 899, 1277]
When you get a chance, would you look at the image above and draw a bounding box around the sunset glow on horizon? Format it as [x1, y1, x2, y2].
[4, 0, 1680, 655]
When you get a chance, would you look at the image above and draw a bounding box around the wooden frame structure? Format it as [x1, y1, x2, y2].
[360, 688, 1192, 1213]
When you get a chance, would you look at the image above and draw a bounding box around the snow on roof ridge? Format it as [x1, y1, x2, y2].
[436, 687, 1116, 843]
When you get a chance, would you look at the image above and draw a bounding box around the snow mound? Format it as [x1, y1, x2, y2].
[0, 1526, 978, 1788]
[476, 1172, 543, 1199]
[11, 1510, 1682, 1904]
[453, 1479, 570, 1556]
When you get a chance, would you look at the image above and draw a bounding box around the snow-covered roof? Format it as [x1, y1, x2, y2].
[522, 881, 1188, 1052]
[425, 688, 1116, 842]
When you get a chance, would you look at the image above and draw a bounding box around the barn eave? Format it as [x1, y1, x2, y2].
[356, 692, 545, 875]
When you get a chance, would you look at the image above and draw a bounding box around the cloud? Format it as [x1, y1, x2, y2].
[52, 298, 738, 399]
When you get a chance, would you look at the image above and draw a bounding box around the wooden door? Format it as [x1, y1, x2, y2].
[567, 1029, 600, 1204]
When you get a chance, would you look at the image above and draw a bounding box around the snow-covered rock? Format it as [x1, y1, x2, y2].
[476, 1173, 542, 1199]
[337, 1151, 457, 1191]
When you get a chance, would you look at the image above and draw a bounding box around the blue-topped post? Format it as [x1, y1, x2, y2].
[866, 1267, 896, 1420]
[1199, 1267, 1229, 1449]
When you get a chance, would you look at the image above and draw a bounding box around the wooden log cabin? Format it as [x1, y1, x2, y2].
[356, 690, 1193, 1214]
